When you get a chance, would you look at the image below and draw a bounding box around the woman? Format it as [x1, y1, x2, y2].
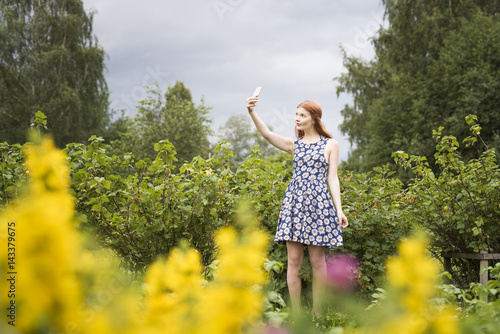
[246, 93, 348, 315]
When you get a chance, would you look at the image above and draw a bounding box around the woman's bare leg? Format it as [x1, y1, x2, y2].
[308, 245, 327, 315]
[286, 241, 304, 314]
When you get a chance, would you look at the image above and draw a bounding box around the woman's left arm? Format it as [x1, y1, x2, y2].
[326, 139, 349, 229]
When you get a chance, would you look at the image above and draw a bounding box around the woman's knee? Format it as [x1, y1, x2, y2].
[288, 254, 303, 270]
[286, 242, 304, 271]
[310, 257, 326, 272]
[308, 247, 326, 271]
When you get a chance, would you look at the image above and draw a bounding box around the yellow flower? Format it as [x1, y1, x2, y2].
[215, 227, 269, 286]
[386, 257, 407, 287]
[386, 234, 440, 315]
[143, 247, 203, 334]
[25, 138, 71, 194]
[432, 308, 459, 334]
[351, 234, 459, 334]
[1, 138, 270, 334]
[0, 138, 83, 332]
[142, 202, 269, 334]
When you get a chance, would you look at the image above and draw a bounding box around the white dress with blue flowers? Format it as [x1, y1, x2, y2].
[274, 137, 343, 248]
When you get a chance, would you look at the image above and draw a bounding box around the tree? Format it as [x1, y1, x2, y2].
[217, 114, 278, 165]
[0, 0, 109, 146]
[108, 81, 213, 165]
[336, 0, 500, 174]
[423, 11, 500, 155]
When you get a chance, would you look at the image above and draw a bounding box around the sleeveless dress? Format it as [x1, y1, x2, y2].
[274, 137, 343, 248]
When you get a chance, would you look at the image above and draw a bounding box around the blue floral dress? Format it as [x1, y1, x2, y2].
[274, 137, 343, 248]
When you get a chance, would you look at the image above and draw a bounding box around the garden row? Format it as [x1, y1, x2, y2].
[1, 116, 499, 296]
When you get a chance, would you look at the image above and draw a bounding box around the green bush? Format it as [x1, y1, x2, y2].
[0, 142, 25, 205]
[339, 166, 413, 295]
[64, 137, 242, 272]
[0, 136, 413, 298]
[4, 115, 496, 297]
[393, 115, 500, 288]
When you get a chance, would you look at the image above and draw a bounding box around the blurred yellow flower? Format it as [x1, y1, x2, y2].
[0, 138, 84, 333]
[25, 138, 71, 194]
[351, 234, 459, 334]
[216, 226, 269, 286]
[1, 137, 271, 334]
[143, 204, 269, 334]
[433, 307, 459, 334]
[144, 247, 203, 333]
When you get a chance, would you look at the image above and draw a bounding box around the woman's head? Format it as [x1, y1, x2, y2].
[295, 100, 332, 139]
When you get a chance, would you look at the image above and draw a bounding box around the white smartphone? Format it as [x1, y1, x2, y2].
[253, 86, 262, 97]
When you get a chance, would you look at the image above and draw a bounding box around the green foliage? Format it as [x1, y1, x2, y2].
[435, 264, 500, 334]
[3, 115, 496, 302]
[30, 110, 48, 130]
[64, 137, 235, 271]
[340, 166, 413, 295]
[393, 115, 500, 288]
[0, 142, 25, 206]
[337, 1, 500, 176]
[429, 11, 500, 154]
[217, 114, 279, 166]
[0, 0, 109, 146]
[0, 136, 411, 298]
[107, 82, 212, 165]
[235, 147, 291, 234]
[460, 286, 500, 332]
[56, 137, 295, 274]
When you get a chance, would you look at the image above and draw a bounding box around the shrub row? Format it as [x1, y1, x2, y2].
[1, 115, 498, 296]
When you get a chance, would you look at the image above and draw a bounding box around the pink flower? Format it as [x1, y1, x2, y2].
[326, 254, 359, 291]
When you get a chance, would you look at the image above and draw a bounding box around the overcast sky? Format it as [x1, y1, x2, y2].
[83, 0, 386, 161]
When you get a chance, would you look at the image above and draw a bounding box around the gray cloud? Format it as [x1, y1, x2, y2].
[84, 0, 386, 161]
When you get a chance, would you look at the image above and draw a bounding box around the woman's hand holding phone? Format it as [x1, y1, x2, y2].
[246, 86, 262, 113]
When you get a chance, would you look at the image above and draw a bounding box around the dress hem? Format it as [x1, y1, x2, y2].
[274, 238, 343, 249]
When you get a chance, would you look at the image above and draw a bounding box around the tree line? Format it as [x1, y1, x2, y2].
[337, 0, 500, 175]
[0, 0, 275, 166]
[2, 0, 500, 175]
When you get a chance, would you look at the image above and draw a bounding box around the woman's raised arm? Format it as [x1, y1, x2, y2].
[246, 95, 294, 154]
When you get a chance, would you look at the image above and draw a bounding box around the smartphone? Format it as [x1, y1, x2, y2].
[253, 86, 262, 97]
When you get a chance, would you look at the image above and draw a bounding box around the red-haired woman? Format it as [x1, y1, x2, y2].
[246, 94, 348, 315]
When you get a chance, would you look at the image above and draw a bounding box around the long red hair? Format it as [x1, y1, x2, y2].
[295, 100, 333, 139]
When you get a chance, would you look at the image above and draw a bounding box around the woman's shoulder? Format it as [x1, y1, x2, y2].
[324, 137, 338, 147]
[324, 138, 339, 155]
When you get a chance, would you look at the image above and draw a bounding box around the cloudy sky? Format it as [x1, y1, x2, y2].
[83, 0, 386, 161]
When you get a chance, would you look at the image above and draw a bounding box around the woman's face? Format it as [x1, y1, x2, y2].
[295, 108, 314, 131]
